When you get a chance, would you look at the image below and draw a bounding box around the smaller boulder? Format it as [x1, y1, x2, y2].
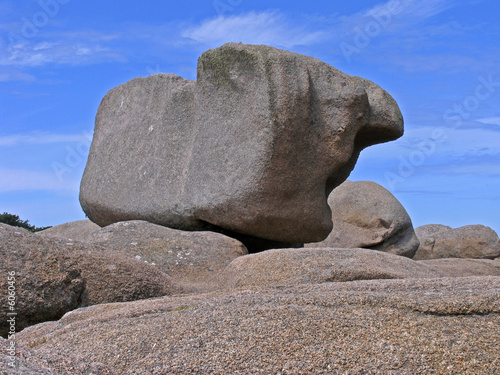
[305, 180, 419, 257]
[418, 258, 500, 277]
[0, 223, 179, 336]
[0, 224, 84, 337]
[37, 219, 100, 242]
[88, 220, 248, 291]
[413, 224, 500, 260]
[222, 248, 441, 289]
[414, 224, 452, 238]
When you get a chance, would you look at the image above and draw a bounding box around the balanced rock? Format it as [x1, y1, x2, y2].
[0, 223, 179, 336]
[80, 43, 403, 245]
[222, 248, 440, 289]
[17, 277, 500, 374]
[88, 220, 247, 291]
[305, 180, 419, 257]
[37, 219, 100, 242]
[413, 224, 500, 260]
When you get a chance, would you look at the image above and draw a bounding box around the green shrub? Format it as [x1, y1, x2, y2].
[0, 212, 52, 232]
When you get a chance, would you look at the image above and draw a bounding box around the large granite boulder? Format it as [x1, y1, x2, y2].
[222, 248, 440, 289]
[0, 223, 179, 336]
[37, 219, 100, 242]
[16, 277, 500, 374]
[414, 224, 500, 260]
[88, 220, 247, 292]
[305, 180, 419, 257]
[80, 43, 403, 246]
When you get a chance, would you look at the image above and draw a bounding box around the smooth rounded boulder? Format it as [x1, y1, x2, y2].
[305, 180, 419, 257]
[88, 220, 248, 291]
[37, 219, 100, 242]
[222, 247, 440, 289]
[413, 224, 500, 260]
[80, 43, 404, 246]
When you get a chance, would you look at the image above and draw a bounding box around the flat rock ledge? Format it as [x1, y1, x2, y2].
[13, 277, 500, 374]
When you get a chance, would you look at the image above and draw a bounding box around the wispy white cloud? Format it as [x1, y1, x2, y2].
[0, 131, 92, 146]
[0, 67, 35, 82]
[0, 167, 79, 193]
[477, 117, 500, 126]
[1, 39, 127, 67]
[182, 11, 326, 49]
[1, 24, 128, 69]
[338, 0, 456, 33]
[334, 0, 495, 72]
[388, 0, 455, 19]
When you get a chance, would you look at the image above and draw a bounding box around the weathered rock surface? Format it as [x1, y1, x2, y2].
[414, 223, 452, 238]
[418, 258, 500, 277]
[0, 223, 179, 336]
[0, 224, 83, 337]
[1, 337, 114, 375]
[305, 180, 419, 257]
[414, 224, 500, 260]
[16, 277, 500, 374]
[80, 43, 403, 245]
[222, 247, 441, 289]
[88, 220, 247, 291]
[37, 219, 100, 242]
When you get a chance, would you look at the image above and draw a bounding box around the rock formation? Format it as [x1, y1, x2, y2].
[222, 247, 440, 289]
[15, 277, 500, 374]
[37, 219, 100, 242]
[413, 224, 500, 260]
[88, 220, 247, 292]
[0, 223, 179, 337]
[305, 180, 419, 257]
[418, 258, 500, 277]
[80, 43, 403, 247]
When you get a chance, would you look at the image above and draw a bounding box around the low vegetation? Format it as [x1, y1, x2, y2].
[0, 212, 52, 232]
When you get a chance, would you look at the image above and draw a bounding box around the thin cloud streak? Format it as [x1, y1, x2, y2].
[182, 11, 326, 48]
[477, 117, 500, 126]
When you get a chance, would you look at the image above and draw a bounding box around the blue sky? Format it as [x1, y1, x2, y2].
[1, 0, 499, 235]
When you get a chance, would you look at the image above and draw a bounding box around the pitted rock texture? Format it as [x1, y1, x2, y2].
[418, 258, 500, 277]
[305, 180, 419, 257]
[88, 220, 247, 292]
[0, 223, 179, 336]
[37, 219, 100, 243]
[16, 277, 500, 374]
[221, 247, 441, 289]
[1, 337, 115, 375]
[80, 43, 403, 245]
[414, 224, 500, 260]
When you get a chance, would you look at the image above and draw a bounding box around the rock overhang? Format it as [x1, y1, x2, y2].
[80, 43, 404, 246]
